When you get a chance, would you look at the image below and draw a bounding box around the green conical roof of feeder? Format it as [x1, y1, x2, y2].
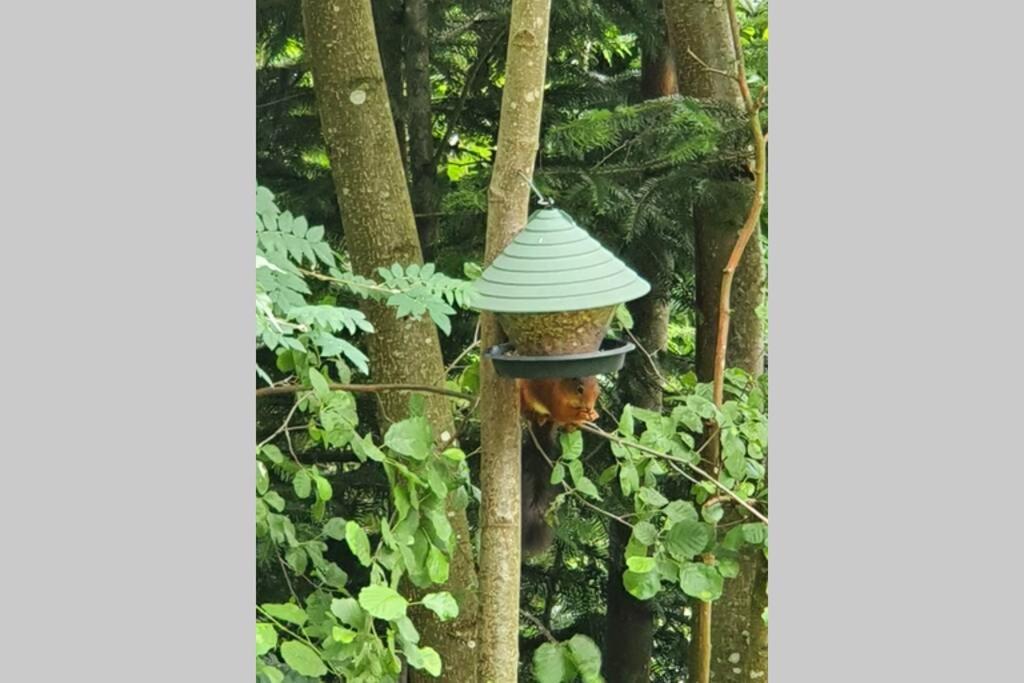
[471, 208, 651, 313]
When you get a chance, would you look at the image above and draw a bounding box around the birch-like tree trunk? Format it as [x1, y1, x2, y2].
[302, 2, 479, 680]
[476, 1, 552, 680]
[664, 1, 768, 681]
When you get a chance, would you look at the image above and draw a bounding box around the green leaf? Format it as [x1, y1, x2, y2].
[257, 664, 283, 683]
[308, 367, 330, 399]
[315, 475, 333, 502]
[626, 556, 657, 573]
[312, 241, 335, 266]
[412, 646, 442, 677]
[632, 521, 658, 545]
[385, 417, 434, 460]
[257, 462, 269, 495]
[285, 547, 307, 574]
[721, 525, 747, 551]
[330, 597, 364, 629]
[421, 591, 459, 621]
[567, 634, 602, 681]
[263, 490, 285, 512]
[426, 467, 448, 500]
[702, 503, 725, 524]
[323, 517, 347, 540]
[320, 562, 348, 589]
[638, 487, 668, 508]
[463, 262, 483, 279]
[672, 405, 704, 434]
[597, 464, 618, 486]
[256, 186, 277, 217]
[332, 625, 358, 643]
[665, 520, 712, 560]
[427, 546, 450, 584]
[345, 521, 372, 567]
[358, 585, 408, 621]
[618, 405, 635, 436]
[352, 434, 386, 463]
[259, 444, 285, 464]
[442, 447, 466, 462]
[723, 448, 747, 480]
[280, 640, 327, 678]
[292, 469, 312, 499]
[614, 303, 634, 330]
[533, 642, 574, 683]
[717, 556, 740, 578]
[559, 431, 583, 460]
[450, 486, 470, 511]
[742, 522, 767, 545]
[663, 500, 698, 522]
[550, 462, 565, 485]
[427, 302, 453, 335]
[425, 506, 453, 546]
[680, 562, 724, 601]
[261, 603, 307, 627]
[395, 615, 420, 645]
[256, 622, 277, 656]
[623, 569, 661, 600]
[574, 475, 601, 499]
[619, 462, 639, 496]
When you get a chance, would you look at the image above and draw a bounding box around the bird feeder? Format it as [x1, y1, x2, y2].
[471, 206, 651, 378]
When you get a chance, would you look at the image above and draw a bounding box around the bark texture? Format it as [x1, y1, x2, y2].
[302, 2, 479, 680]
[404, 0, 440, 260]
[664, 1, 768, 681]
[603, 38, 678, 683]
[476, 1, 552, 681]
[693, 183, 767, 683]
[371, 0, 408, 170]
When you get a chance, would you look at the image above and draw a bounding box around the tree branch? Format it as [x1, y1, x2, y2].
[256, 382, 472, 402]
[578, 423, 767, 525]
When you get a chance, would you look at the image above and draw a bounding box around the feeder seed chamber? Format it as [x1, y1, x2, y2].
[470, 206, 651, 379]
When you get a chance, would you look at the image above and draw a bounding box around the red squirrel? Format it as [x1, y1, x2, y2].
[519, 377, 599, 555]
[518, 377, 600, 431]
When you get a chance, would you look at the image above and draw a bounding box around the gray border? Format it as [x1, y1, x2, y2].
[774, 2, 1021, 681]
[1, 2, 254, 680]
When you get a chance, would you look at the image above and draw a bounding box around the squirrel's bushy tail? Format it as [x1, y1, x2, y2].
[522, 420, 561, 557]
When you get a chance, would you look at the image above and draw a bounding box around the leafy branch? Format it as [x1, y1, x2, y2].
[579, 423, 767, 525]
[256, 381, 472, 402]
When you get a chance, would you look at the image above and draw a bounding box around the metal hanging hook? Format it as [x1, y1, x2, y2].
[517, 170, 554, 207]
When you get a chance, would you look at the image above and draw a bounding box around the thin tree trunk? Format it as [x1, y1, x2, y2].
[371, 0, 408, 172]
[692, 184, 767, 683]
[664, 1, 768, 681]
[404, 0, 440, 261]
[301, 2, 479, 681]
[477, 1, 552, 680]
[603, 34, 677, 683]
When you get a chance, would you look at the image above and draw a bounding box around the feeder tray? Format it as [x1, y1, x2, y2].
[485, 338, 636, 379]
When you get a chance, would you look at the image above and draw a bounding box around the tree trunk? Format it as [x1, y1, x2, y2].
[404, 0, 440, 261]
[476, 1, 552, 681]
[692, 183, 767, 683]
[664, 1, 768, 681]
[603, 35, 677, 683]
[371, 0, 408, 172]
[301, 2, 479, 681]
